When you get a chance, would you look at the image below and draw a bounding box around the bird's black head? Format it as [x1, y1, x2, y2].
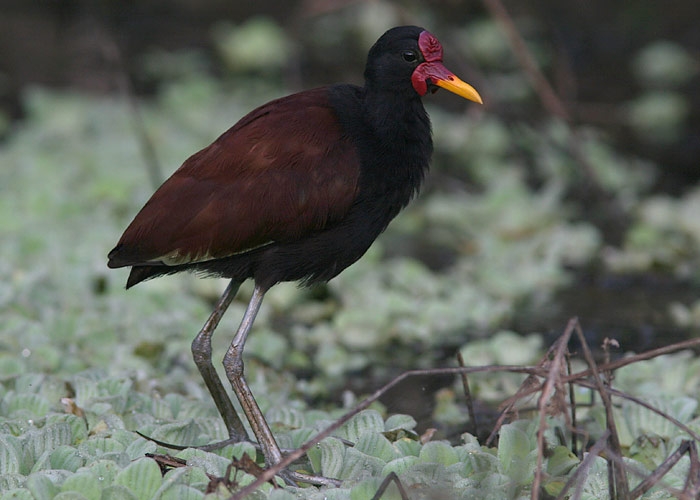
[364, 26, 483, 104]
[364, 26, 426, 97]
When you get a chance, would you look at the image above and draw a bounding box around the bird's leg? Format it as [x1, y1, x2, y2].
[222, 284, 284, 467]
[222, 285, 338, 487]
[192, 279, 248, 441]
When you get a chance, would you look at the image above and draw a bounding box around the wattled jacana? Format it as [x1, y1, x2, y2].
[108, 26, 482, 476]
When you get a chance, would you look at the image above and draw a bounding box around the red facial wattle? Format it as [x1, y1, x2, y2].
[411, 30, 483, 104]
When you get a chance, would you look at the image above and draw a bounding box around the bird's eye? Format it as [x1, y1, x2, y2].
[402, 50, 418, 63]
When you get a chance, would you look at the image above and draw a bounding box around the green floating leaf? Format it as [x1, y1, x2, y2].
[24, 423, 74, 465]
[0, 488, 34, 500]
[158, 467, 211, 500]
[163, 463, 212, 487]
[381, 455, 420, 476]
[632, 41, 698, 88]
[419, 441, 460, 466]
[165, 393, 215, 421]
[0, 474, 27, 493]
[77, 459, 120, 486]
[460, 19, 515, 69]
[350, 478, 404, 500]
[627, 91, 689, 144]
[49, 445, 85, 472]
[336, 410, 384, 443]
[70, 372, 104, 407]
[393, 438, 421, 457]
[213, 17, 291, 73]
[578, 456, 610, 500]
[463, 472, 513, 498]
[122, 411, 156, 433]
[543, 477, 567, 498]
[107, 429, 138, 450]
[628, 435, 668, 471]
[384, 414, 417, 432]
[399, 462, 453, 491]
[46, 414, 89, 445]
[0, 355, 25, 380]
[3, 392, 51, 419]
[29, 450, 52, 475]
[286, 428, 317, 450]
[266, 406, 305, 429]
[320, 488, 352, 500]
[25, 472, 60, 500]
[221, 441, 257, 462]
[267, 489, 298, 500]
[459, 331, 543, 367]
[316, 437, 346, 478]
[77, 437, 126, 462]
[355, 430, 398, 462]
[13, 376, 47, 400]
[622, 397, 697, 446]
[158, 484, 204, 500]
[149, 397, 175, 420]
[94, 378, 133, 414]
[546, 446, 579, 477]
[124, 436, 157, 460]
[0, 435, 22, 474]
[53, 491, 89, 500]
[177, 448, 229, 477]
[497, 424, 532, 483]
[340, 448, 386, 481]
[114, 457, 162, 499]
[191, 417, 227, 443]
[60, 472, 102, 500]
[99, 484, 138, 500]
[150, 419, 206, 446]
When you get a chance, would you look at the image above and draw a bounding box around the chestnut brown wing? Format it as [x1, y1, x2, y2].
[108, 88, 361, 268]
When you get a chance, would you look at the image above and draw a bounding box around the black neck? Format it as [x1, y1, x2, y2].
[362, 89, 430, 147]
[329, 84, 432, 224]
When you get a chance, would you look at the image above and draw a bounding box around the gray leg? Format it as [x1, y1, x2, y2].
[191, 280, 248, 441]
[222, 284, 284, 466]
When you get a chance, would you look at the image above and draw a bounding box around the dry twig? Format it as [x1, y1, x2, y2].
[228, 330, 700, 498]
[574, 322, 630, 499]
[457, 351, 478, 437]
[369, 471, 410, 500]
[532, 319, 575, 499]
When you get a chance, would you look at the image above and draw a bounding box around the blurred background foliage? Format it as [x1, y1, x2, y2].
[2, 0, 700, 408]
[1, 1, 700, 496]
[2, 0, 700, 410]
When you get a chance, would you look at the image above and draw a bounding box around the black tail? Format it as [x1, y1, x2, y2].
[125, 266, 177, 288]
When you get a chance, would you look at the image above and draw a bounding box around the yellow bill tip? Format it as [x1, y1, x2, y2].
[435, 76, 483, 104]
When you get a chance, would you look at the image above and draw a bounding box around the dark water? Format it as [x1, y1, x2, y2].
[373, 268, 699, 439]
[517, 269, 699, 353]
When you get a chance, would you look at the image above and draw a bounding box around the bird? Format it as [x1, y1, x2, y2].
[108, 25, 482, 481]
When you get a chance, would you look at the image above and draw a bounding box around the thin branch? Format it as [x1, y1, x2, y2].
[566, 350, 579, 457]
[98, 28, 164, 188]
[480, 0, 569, 120]
[683, 441, 700, 498]
[370, 471, 410, 500]
[629, 440, 692, 499]
[532, 319, 575, 499]
[229, 364, 538, 498]
[457, 351, 478, 437]
[575, 381, 700, 443]
[564, 337, 700, 384]
[228, 334, 700, 498]
[479, 0, 631, 234]
[574, 322, 630, 499]
[556, 430, 610, 500]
